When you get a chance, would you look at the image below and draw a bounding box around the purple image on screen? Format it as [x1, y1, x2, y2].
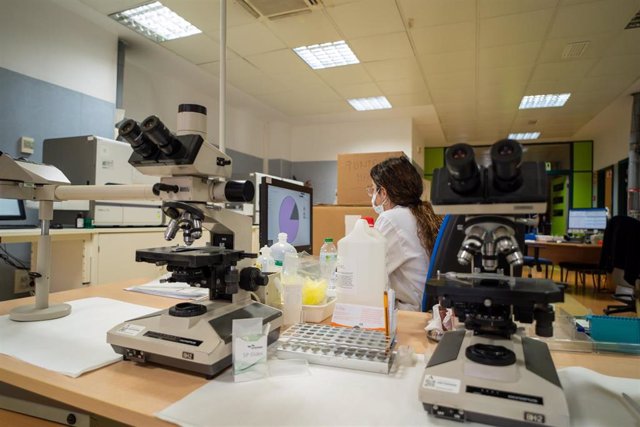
[279, 196, 299, 242]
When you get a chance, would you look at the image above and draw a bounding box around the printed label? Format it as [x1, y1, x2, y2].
[335, 271, 355, 294]
[116, 323, 145, 336]
[422, 375, 461, 394]
[101, 159, 114, 169]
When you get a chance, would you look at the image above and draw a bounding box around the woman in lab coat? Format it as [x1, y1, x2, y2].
[368, 156, 442, 311]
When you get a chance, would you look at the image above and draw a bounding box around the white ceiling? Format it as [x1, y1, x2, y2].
[79, 0, 640, 145]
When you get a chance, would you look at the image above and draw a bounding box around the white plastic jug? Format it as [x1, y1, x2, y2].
[335, 219, 387, 307]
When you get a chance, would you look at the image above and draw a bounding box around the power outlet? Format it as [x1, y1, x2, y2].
[14, 270, 32, 293]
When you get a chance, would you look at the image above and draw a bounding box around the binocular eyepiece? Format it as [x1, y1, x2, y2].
[445, 139, 523, 195]
[118, 115, 183, 158]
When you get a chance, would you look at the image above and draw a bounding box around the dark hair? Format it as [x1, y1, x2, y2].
[370, 156, 442, 254]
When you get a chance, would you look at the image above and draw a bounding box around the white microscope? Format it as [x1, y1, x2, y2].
[0, 105, 283, 378]
[418, 140, 570, 426]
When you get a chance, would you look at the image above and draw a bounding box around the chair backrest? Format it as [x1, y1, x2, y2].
[421, 214, 526, 311]
[600, 215, 640, 287]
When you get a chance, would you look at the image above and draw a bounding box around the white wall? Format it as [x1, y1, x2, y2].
[0, 0, 117, 103]
[290, 118, 413, 161]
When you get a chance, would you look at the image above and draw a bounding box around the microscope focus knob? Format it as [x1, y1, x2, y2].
[239, 267, 269, 292]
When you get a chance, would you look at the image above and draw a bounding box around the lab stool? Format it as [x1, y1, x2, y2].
[559, 262, 607, 293]
[523, 256, 555, 279]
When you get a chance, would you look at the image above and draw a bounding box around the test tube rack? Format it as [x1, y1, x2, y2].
[275, 323, 394, 374]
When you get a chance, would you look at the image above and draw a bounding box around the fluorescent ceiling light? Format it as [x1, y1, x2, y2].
[519, 93, 571, 109]
[293, 41, 359, 70]
[509, 132, 541, 140]
[110, 1, 201, 43]
[348, 96, 392, 111]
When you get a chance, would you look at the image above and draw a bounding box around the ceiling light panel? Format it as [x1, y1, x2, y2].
[519, 93, 571, 109]
[509, 132, 541, 140]
[348, 96, 392, 111]
[110, 1, 201, 42]
[293, 41, 359, 70]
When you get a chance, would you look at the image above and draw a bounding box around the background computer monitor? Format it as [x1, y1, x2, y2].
[0, 198, 26, 221]
[567, 208, 607, 231]
[259, 177, 313, 253]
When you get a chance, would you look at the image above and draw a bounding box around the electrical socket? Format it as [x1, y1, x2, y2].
[14, 270, 31, 294]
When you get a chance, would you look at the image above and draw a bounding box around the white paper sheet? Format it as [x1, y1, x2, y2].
[125, 279, 208, 301]
[0, 297, 156, 377]
[156, 363, 640, 427]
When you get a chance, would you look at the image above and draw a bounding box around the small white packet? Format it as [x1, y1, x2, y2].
[425, 303, 455, 341]
[232, 318, 270, 382]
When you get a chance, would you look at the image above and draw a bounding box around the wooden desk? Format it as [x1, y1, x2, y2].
[1, 282, 639, 426]
[525, 240, 602, 265]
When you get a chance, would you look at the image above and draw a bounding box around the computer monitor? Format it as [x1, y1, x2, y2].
[0, 198, 26, 221]
[567, 208, 607, 231]
[259, 177, 313, 253]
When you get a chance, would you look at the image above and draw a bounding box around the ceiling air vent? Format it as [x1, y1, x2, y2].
[561, 41, 590, 59]
[625, 10, 640, 29]
[237, 0, 320, 20]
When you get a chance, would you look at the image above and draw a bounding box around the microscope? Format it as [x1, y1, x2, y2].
[105, 110, 282, 378]
[418, 140, 570, 426]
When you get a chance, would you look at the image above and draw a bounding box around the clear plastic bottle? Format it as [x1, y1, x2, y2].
[269, 232, 297, 270]
[319, 238, 338, 278]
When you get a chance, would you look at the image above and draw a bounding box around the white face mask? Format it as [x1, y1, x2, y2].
[371, 188, 385, 215]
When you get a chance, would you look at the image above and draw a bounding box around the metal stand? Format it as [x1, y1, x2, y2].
[9, 201, 71, 321]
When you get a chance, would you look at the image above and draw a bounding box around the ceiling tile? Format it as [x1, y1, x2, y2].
[269, 70, 329, 92]
[227, 22, 286, 56]
[605, 30, 640, 57]
[333, 82, 382, 98]
[246, 49, 309, 75]
[419, 50, 476, 75]
[479, 41, 542, 69]
[549, 0, 640, 39]
[162, 0, 256, 35]
[397, 0, 475, 28]
[480, 8, 555, 48]
[316, 64, 372, 86]
[537, 34, 616, 64]
[387, 91, 432, 107]
[478, 65, 532, 87]
[530, 59, 596, 81]
[349, 32, 414, 62]
[479, 0, 559, 18]
[325, 0, 405, 39]
[411, 22, 476, 56]
[79, 0, 145, 15]
[524, 79, 581, 94]
[377, 78, 427, 95]
[265, 11, 341, 47]
[161, 34, 220, 64]
[588, 54, 640, 77]
[363, 58, 423, 81]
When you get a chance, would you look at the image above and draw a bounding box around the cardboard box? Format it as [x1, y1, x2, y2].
[337, 151, 405, 205]
[312, 205, 377, 254]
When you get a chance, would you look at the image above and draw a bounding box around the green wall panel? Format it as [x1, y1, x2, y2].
[572, 141, 593, 172]
[572, 172, 593, 208]
[424, 147, 444, 178]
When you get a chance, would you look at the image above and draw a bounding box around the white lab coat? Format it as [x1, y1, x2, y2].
[374, 205, 430, 311]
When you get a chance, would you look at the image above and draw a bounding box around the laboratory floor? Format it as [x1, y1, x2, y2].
[528, 268, 636, 317]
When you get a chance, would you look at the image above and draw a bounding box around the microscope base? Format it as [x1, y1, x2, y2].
[10, 303, 71, 322]
[419, 330, 569, 427]
[107, 300, 282, 378]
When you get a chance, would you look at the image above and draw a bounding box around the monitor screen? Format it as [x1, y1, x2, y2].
[259, 177, 312, 253]
[0, 198, 26, 221]
[567, 208, 607, 231]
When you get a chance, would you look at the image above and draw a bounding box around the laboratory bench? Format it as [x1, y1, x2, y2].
[0, 281, 639, 427]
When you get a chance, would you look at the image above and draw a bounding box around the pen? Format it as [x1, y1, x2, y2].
[622, 393, 640, 417]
